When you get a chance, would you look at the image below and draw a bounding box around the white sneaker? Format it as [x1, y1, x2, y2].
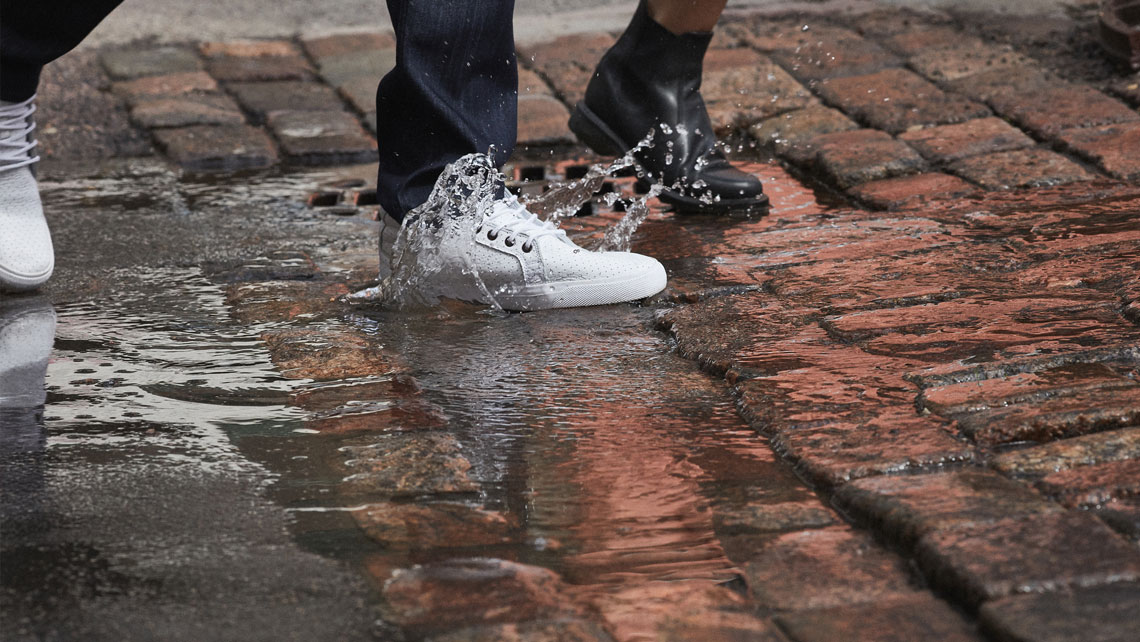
[0, 95, 54, 291]
[377, 155, 666, 311]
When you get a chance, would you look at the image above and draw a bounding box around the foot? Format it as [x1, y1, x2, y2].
[0, 95, 54, 291]
[377, 154, 667, 311]
[569, 1, 768, 217]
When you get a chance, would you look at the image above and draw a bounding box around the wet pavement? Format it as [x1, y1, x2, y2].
[5, 2, 1140, 641]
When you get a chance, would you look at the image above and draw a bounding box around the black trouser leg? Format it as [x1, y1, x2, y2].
[0, 0, 125, 102]
[375, 0, 518, 221]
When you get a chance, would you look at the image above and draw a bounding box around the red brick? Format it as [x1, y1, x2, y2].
[518, 33, 615, 106]
[909, 43, 1036, 82]
[113, 71, 219, 102]
[956, 386, 1140, 446]
[808, 128, 925, 187]
[765, 26, 903, 82]
[817, 68, 990, 134]
[260, 328, 399, 379]
[517, 67, 553, 96]
[130, 93, 245, 128]
[703, 49, 815, 130]
[153, 124, 277, 171]
[852, 9, 955, 39]
[949, 148, 1096, 190]
[899, 117, 1035, 163]
[915, 510, 1140, 607]
[979, 582, 1140, 642]
[1057, 121, 1140, 181]
[989, 84, 1140, 139]
[749, 105, 858, 158]
[713, 500, 839, 535]
[267, 110, 377, 165]
[425, 619, 615, 642]
[516, 94, 572, 145]
[945, 66, 1054, 103]
[300, 31, 394, 61]
[354, 502, 516, 549]
[849, 173, 979, 210]
[882, 26, 974, 56]
[1035, 459, 1140, 508]
[596, 581, 782, 642]
[743, 527, 922, 610]
[205, 53, 314, 82]
[227, 81, 344, 121]
[991, 427, 1140, 477]
[776, 594, 983, 642]
[100, 46, 202, 80]
[835, 470, 1062, 550]
[200, 40, 299, 58]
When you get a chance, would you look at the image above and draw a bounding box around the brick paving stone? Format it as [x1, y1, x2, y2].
[312, 49, 396, 87]
[749, 105, 859, 159]
[199, 40, 314, 83]
[743, 527, 923, 611]
[518, 67, 553, 96]
[1035, 459, 1140, 508]
[1095, 498, 1140, 540]
[260, 328, 398, 379]
[989, 83, 1140, 139]
[834, 470, 1062, 550]
[807, 129, 925, 188]
[341, 433, 478, 497]
[817, 69, 990, 134]
[909, 43, 1036, 83]
[200, 40, 299, 58]
[944, 66, 1054, 103]
[113, 71, 219, 103]
[100, 46, 202, 80]
[851, 8, 954, 39]
[338, 75, 377, 114]
[978, 582, 1140, 642]
[955, 386, 1140, 446]
[516, 94, 573, 145]
[763, 25, 903, 82]
[227, 81, 344, 122]
[849, 173, 979, 210]
[426, 619, 616, 642]
[382, 558, 584, 636]
[702, 49, 815, 130]
[518, 33, 615, 106]
[948, 148, 1096, 190]
[266, 110, 378, 165]
[907, 345, 1140, 390]
[898, 117, 1035, 164]
[1108, 75, 1140, 106]
[882, 26, 973, 57]
[354, 502, 516, 549]
[712, 500, 839, 535]
[153, 124, 277, 171]
[915, 510, 1140, 607]
[300, 31, 394, 61]
[775, 594, 983, 642]
[990, 427, 1140, 477]
[1056, 122, 1140, 181]
[130, 93, 246, 128]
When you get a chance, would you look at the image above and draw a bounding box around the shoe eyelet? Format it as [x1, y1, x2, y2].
[522, 242, 533, 253]
[487, 230, 498, 240]
[504, 237, 515, 247]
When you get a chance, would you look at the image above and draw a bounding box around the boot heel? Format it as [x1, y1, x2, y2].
[569, 103, 627, 157]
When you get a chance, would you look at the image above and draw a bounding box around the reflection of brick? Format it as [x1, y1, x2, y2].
[849, 173, 978, 210]
[154, 124, 277, 171]
[776, 594, 979, 642]
[1057, 122, 1140, 180]
[916, 511, 1140, 607]
[835, 470, 1061, 550]
[517, 94, 573, 145]
[267, 110, 377, 165]
[809, 129, 924, 188]
[980, 584, 1140, 642]
[899, 117, 1034, 163]
[818, 68, 990, 134]
[948, 148, 1095, 190]
[227, 81, 344, 122]
[989, 84, 1140, 139]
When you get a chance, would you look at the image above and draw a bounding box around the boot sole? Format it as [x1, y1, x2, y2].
[569, 102, 770, 218]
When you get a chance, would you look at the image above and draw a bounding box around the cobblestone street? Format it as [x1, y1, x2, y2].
[3, 1, 1140, 641]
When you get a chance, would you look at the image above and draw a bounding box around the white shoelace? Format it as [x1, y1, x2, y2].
[0, 95, 40, 172]
[478, 194, 568, 253]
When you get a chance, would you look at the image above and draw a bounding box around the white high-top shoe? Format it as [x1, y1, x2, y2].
[378, 156, 667, 311]
[0, 95, 53, 291]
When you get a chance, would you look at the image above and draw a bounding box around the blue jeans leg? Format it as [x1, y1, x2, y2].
[375, 0, 518, 221]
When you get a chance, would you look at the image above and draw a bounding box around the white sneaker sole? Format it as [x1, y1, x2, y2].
[0, 262, 53, 292]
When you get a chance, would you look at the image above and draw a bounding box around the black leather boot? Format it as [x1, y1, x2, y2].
[569, 0, 768, 216]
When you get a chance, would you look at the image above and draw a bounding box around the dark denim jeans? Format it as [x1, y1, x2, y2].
[1, 0, 519, 221]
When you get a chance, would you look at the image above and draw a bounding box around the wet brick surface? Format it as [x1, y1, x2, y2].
[948, 148, 1096, 190]
[129, 93, 246, 128]
[808, 128, 925, 187]
[153, 124, 277, 171]
[226, 81, 345, 122]
[848, 172, 979, 209]
[817, 68, 990, 134]
[978, 582, 1140, 642]
[775, 594, 983, 642]
[1057, 122, 1140, 181]
[266, 110, 378, 165]
[898, 117, 1035, 164]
